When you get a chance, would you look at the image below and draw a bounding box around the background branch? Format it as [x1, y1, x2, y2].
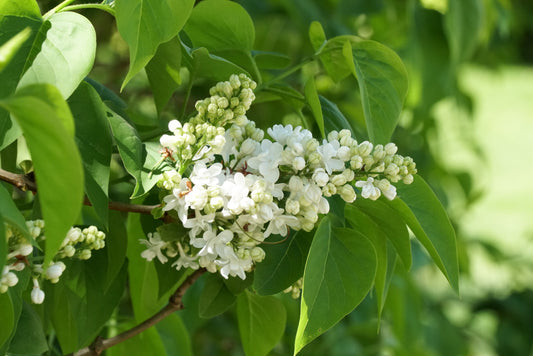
[73, 268, 206, 356]
[0, 168, 159, 214]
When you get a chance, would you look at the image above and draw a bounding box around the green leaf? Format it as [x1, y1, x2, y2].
[346, 39, 408, 144]
[155, 313, 193, 356]
[295, 218, 377, 354]
[320, 96, 356, 134]
[7, 302, 48, 355]
[184, 46, 249, 81]
[388, 176, 459, 292]
[199, 274, 236, 318]
[0, 27, 31, 72]
[17, 12, 96, 99]
[0, 281, 14, 349]
[107, 321, 166, 356]
[305, 77, 325, 139]
[146, 36, 182, 114]
[105, 211, 128, 291]
[253, 50, 291, 69]
[444, 0, 484, 65]
[0, 84, 84, 265]
[185, 0, 254, 52]
[237, 290, 286, 356]
[0, 212, 4, 277]
[309, 21, 326, 52]
[127, 212, 166, 321]
[0, 269, 30, 355]
[344, 204, 389, 317]
[69, 82, 112, 228]
[253, 229, 313, 296]
[223, 274, 253, 295]
[106, 110, 160, 198]
[0, 183, 31, 271]
[184, 0, 258, 81]
[0, 14, 42, 149]
[115, 0, 194, 89]
[351, 198, 412, 269]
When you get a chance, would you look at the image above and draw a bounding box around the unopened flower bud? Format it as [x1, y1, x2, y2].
[339, 184, 356, 203]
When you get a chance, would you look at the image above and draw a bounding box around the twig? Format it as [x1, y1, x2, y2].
[73, 268, 206, 356]
[0, 168, 159, 215]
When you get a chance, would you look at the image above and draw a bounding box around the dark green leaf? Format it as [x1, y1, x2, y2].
[305, 77, 325, 139]
[0, 284, 14, 348]
[107, 321, 166, 356]
[295, 218, 377, 354]
[253, 50, 291, 69]
[351, 198, 412, 269]
[199, 274, 236, 318]
[185, 0, 254, 51]
[186, 46, 249, 81]
[18, 12, 96, 99]
[0, 84, 84, 265]
[253, 229, 313, 296]
[146, 37, 182, 114]
[320, 96, 356, 134]
[127, 212, 166, 321]
[388, 176, 459, 292]
[444, 0, 484, 65]
[155, 313, 193, 356]
[7, 302, 48, 355]
[0, 269, 30, 355]
[223, 274, 253, 295]
[69, 82, 112, 228]
[237, 290, 286, 356]
[0, 27, 31, 72]
[309, 21, 326, 52]
[0, 212, 4, 278]
[105, 211, 128, 291]
[115, 0, 194, 88]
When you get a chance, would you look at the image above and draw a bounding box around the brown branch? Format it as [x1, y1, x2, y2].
[0, 168, 159, 214]
[73, 268, 206, 356]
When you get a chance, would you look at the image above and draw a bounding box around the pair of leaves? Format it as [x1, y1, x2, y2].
[307, 22, 408, 144]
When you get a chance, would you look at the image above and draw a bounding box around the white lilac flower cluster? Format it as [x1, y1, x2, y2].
[1, 220, 105, 304]
[141, 74, 417, 281]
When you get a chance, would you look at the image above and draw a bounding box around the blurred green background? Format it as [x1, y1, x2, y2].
[35, 0, 533, 354]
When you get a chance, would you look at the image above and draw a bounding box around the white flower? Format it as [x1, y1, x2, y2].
[172, 243, 199, 270]
[317, 140, 345, 174]
[184, 185, 209, 210]
[355, 177, 381, 200]
[45, 262, 66, 282]
[168, 119, 182, 132]
[183, 210, 215, 238]
[376, 179, 397, 200]
[193, 229, 234, 257]
[312, 168, 329, 187]
[222, 172, 255, 215]
[264, 207, 299, 237]
[139, 232, 168, 264]
[267, 124, 293, 145]
[215, 246, 252, 280]
[190, 162, 223, 186]
[246, 140, 283, 182]
[31, 279, 45, 304]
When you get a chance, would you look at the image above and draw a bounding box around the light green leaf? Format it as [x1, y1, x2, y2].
[0, 292, 14, 349]
[0, 27, 31, 73]
[253, 230, 313, 296]
[0, 84, 84, 265]
[155, 313, 193, 356]
[444, 0, 484, 65]
[237, 290, 286, 356]
[309, 21, 326, 53]
[115, 0, 194, 89]
[146, 37, 182, 114]
[17, 12, 96, 100]
[0, 0, 41, 18]
[295, 218, 377, 354]
[199, 274, 236, 319]
[0, 212, 4, 280]
[69, 82, 112, 228]
[184, 46, 249, 81]
[305, 77, 325, 139]
[7, 302, 48, 355]
[388, 176, 459, 292]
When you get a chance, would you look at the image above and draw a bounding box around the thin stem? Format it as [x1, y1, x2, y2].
[0, 168, 158, 215]
[60, 4, 116, 16]
[179, 74, 195, 121]
[73, 269, 206, 356]
[44, 0, 78, 19]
